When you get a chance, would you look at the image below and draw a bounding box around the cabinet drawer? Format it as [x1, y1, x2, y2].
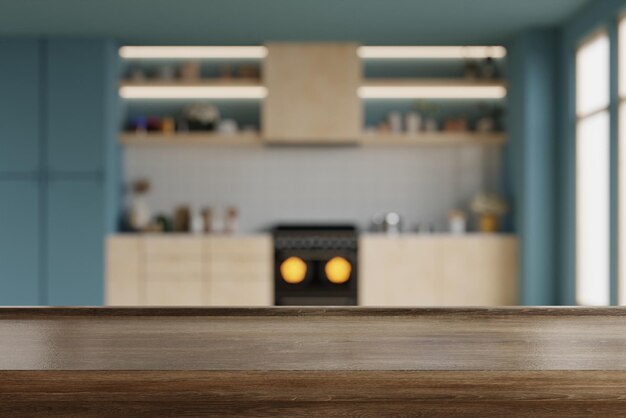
[145, 261, 204, 277]
[144, 237, 204, 277]
[144, 237, 204, 259]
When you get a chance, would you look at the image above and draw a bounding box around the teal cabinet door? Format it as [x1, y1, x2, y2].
[46, 39, 108, 173]
[46, 178, 103, 305]
[0, 180, 40, 305]
[0, 39, 40, 174]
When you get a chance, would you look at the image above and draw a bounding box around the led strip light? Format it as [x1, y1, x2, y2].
[119, 85, 268, 99]
[357, 46, 506, 59]
[119, 46, 268, 59]
[358, 85, 506, 100]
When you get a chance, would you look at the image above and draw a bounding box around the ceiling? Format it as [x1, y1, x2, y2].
[0, 0, 592, 44]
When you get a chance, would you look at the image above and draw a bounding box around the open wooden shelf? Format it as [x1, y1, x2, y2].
[361, 132, 506, 146]
[359, 78, 506, 100]
[119, 78, 263, 88]
[120, 132, 263, 146]
[361, 78, 506, 87]
[120, 131, 506, 147]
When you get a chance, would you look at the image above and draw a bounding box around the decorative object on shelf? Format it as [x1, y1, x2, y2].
[237, 65, 261, 79]
[370, 213, 384, 232]
[416, 101, 440, 132]
[464, 60, 479, 79]
[388, 111, 402, 133]
[155, 214, 172, 232]
[183, 103, 220, 131]
[127, 179, 152, 232]
[476, 116, 495, 133]
[180, 61, 201, 80]
[363, 126, 377, 135]
[416, 222, 435, 234]
[220, 64, 233, 79]
[448, 209, 467, 234]
[218, 119, 238, 135]
[405, 111, 422, 134]
[176, 116, 189, 133]
[242, 125, 259, 133]
[173, 206, 191, 232]
[129, 65, 146, 82]
[201, 207, 213, 233]
[384, 212, 402, 235]
[475, 104, 504, 133]
[480, 57, 497, 79]
[130, 116, 148, 134]
[469, 192, 508, 233]
[146, 117, 161, 132]
[424, 118, 438, 132]
[376, 120, 391, 133]
[161, 117, 176, 134]
[224, 206, 239, 234]
[370, 212, 402, 234]
[191, 212, 204, 234]
[443, 116, 468, 132]
[157, 65, 176, 80]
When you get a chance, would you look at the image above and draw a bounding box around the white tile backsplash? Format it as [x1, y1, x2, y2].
[124, 144, 503, 232]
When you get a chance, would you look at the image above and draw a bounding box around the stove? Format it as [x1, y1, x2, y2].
[273, 224, 358, 306]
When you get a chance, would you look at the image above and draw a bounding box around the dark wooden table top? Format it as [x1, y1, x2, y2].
[3, 307, 626, 417]
[1, 306, 626, 371]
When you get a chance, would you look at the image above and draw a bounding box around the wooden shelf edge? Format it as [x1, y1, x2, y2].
[119, 132, 263, 146]
[119, 132, 506, 147]
[360, 132, 506, 146]
[361, 78, 507, 88]
[119, 79, 263, 88]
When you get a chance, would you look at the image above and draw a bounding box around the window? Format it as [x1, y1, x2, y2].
[576, 32, 610, 305]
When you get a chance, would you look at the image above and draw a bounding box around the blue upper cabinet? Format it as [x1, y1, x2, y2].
[0, 180, 40, 305]
[46, 178, 103, 306]
[0, 39, 40, 174]
[46, 39, 110, 174]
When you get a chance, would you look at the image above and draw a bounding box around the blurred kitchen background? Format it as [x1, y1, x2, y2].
[0, 0, 622, 307]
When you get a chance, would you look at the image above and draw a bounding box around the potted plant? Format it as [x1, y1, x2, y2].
[469, 192, 508, 233]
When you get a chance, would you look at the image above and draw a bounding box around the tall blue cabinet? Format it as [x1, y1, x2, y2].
[0, 39, 42, 305]
[0, 37, 118, 305]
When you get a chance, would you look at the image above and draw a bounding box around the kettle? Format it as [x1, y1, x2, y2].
[371, 212, 402, 234]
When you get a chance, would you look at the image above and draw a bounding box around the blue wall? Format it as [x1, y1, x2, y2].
[0, 38, 118, 305]
[507, 30, 560, 305]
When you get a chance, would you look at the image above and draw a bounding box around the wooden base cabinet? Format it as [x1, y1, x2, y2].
[106, 235, 272, 306]
[359, 235, 518, 306]
[207, 236, 273, 306]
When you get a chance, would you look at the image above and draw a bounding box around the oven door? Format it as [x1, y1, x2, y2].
[274, 250, 357, 306]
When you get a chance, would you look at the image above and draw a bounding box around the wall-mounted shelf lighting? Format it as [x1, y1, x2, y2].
[358, 82, 506, 100]
[357, 46, 506, 59]
[119, 85, 268, 99]
[119, 46, 268, 59]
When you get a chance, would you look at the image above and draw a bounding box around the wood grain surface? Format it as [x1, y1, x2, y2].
[2, 307, 626, 416]
[2, 371, 626, 417]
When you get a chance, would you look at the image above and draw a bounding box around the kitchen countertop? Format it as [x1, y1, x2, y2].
[1, 307, 626, 416]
